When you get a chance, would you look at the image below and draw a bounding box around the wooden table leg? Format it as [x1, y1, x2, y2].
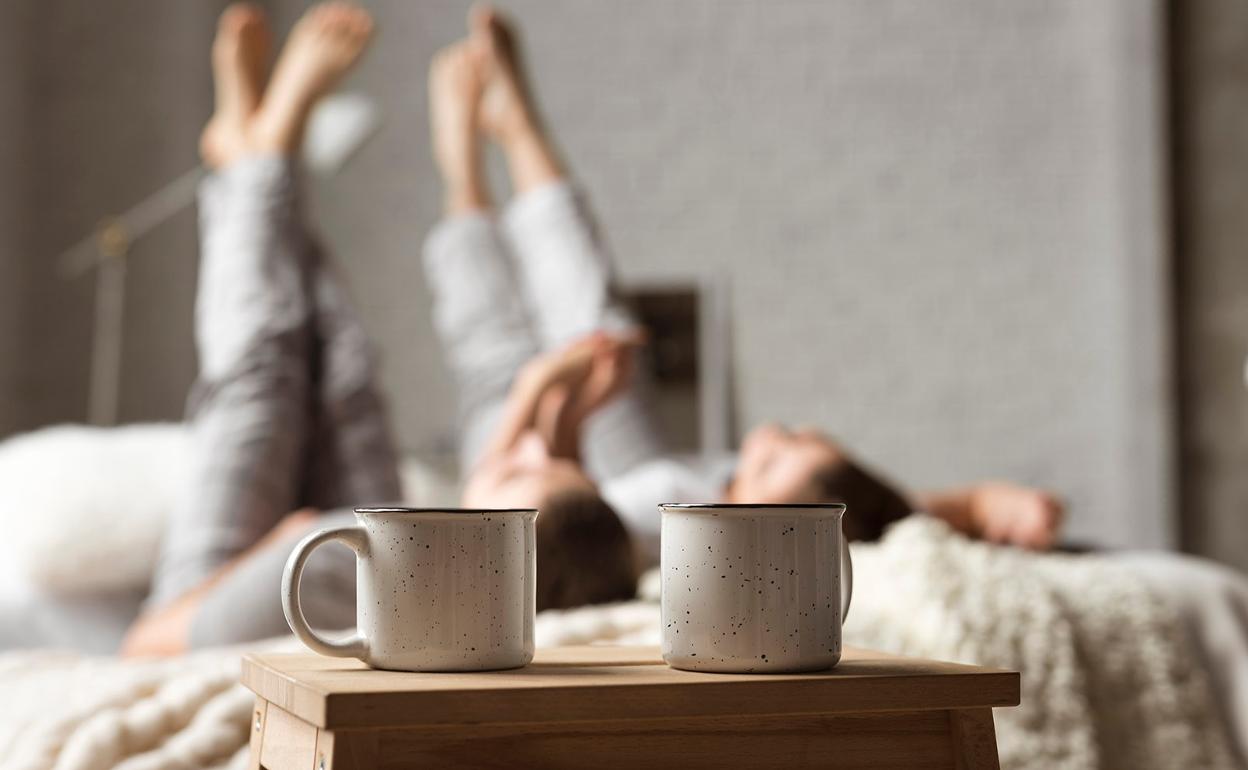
[246, 698, 267, 770]
[318, 729, 379, 770]
[256, 703, 320, 770]
[950, 708, 1001, 770]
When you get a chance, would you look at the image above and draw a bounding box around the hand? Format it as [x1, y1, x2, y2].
[484, 330, 645, 465]
[521, 329, 643, 415]
[523, 330, 640, 386]
[568, 330, 642, 419]
[968, 483, 1064, 550]
[520, 330, 644, 459]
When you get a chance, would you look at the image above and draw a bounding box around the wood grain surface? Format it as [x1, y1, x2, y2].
[242, 646, 1020, 731]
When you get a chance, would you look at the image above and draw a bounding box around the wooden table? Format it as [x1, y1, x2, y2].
[241, 646, 1019, 769]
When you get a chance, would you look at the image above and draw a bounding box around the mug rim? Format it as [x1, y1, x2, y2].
[660, 502, 846, 512]
[355, 506, 537, 515]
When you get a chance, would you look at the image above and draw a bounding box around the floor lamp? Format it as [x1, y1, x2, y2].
[57, 93, 380, 426]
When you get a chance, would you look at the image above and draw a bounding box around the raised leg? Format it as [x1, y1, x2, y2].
[424, 38, 541, 472]
[149, 0, 378, 614]
[151, 155, 314, 608]
[475, 8, 668, 480]
[300, 239, 403, 510]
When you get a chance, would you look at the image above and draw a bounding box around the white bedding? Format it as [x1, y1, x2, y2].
[0, 555, 144, 654]
[1, 518, 1241, 770]
[0, 424, 460, 604]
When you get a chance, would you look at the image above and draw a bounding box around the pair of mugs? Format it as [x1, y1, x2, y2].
[283, 503, 852, 674]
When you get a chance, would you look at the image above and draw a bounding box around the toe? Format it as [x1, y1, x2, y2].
[341, 10, 368, 39]
[233, 3, 266, 25]
[325, 14, 349, 37]
[315, 4, 340, 27]
[234, 7, 269, 44]
[332, 3, 360, 25]
[469, 4, 493, 34]
[305, 3, 336, 31]
[330, 7, 362, 38]
[486, 10, 512, 43]
[219, 4, 248, 32]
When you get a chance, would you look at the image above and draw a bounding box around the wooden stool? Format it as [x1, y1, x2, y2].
[242, 646, 1019, 769]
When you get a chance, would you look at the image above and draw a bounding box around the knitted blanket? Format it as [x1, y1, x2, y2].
[842, 518, 1237, 769]
[0, 518, 1234, 770]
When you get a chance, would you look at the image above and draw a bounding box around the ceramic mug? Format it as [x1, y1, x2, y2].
[281, 506, 538, 672]
[660, 503, 853, 673]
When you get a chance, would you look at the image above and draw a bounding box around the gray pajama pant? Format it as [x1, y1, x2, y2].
[424, 182, 666, 478]
[147, 156, 401, 646]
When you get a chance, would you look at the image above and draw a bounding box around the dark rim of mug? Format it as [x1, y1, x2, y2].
[659, 503, 847, 511]
[355, 506, 537, 515]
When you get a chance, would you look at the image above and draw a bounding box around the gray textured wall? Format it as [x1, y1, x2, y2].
[0, 0, 33, 437]
[1173, 0, 1248, 571]
[8, 1, 1172, 550]
[10, 1, 218, 431]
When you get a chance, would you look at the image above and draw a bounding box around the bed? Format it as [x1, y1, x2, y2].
[0, 425, 1241, 769]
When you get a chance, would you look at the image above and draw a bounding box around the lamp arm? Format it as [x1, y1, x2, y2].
[57, 166, 206, 279]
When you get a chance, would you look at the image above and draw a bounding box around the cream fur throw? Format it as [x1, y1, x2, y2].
[0, 518, 1235, 770]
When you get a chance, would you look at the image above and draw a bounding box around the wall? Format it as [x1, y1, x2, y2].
[8, 1, 1173, 550]
[0, 0, 32, 436]
[11, 0, 219, 433]
[1172, 0, 1248, 571]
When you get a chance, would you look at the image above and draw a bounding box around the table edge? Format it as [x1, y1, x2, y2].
[241, 649, 1021, 730]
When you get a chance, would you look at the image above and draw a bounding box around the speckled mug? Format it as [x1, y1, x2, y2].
[660, 503, 853, 673]
[281, 507, 537, 672]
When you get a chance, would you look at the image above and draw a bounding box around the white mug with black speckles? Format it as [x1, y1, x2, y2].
[282, 507, 537, 672]
[660, 503, 853, 673]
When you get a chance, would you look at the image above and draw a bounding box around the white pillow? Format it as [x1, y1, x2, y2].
[0, 422, 463, 596]
[0, 423, 188, 595]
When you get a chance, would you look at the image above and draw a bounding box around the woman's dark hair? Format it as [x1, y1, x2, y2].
[535, 489, 638, 611]
[813, 459, 914, 542]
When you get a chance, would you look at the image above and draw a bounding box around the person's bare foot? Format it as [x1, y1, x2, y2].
[200, 4, 271, 170]
[429, 40, 490, 214]
[471, 6, 535, 144]
[250, 2, 374, 156]
[470, 6, 564, 193]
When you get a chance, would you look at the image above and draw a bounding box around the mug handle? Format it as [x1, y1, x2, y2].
[840, 535, 854, 623]
[281, 526, 370, 660]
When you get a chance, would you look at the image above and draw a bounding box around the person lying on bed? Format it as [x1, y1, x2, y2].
[121, 2, 636, 656]
[423, 6, 1067, 570]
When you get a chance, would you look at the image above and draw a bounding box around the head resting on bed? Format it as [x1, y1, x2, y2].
[726, 423, 913, 542]
[461, 431, 638, 611]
